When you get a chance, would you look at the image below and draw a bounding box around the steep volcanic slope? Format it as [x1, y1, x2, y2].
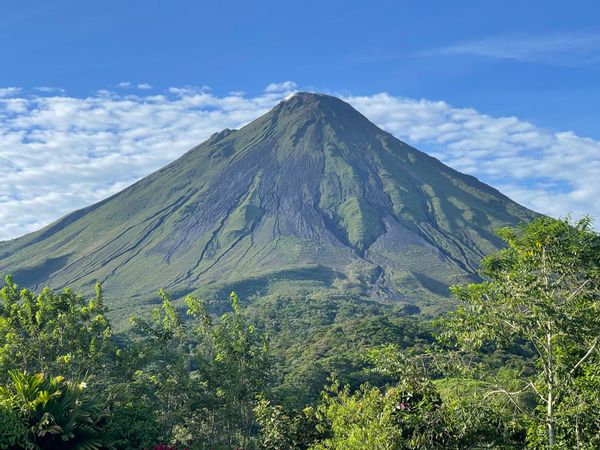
[0, 93, 537, 312]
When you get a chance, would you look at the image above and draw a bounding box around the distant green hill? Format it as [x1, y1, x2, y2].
[0, 93, 537, 318]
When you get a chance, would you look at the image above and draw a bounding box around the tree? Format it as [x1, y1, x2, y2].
[123, 290, 272, 449]
[0, 276, 113, 384]
[441, 216, 600, 448]
[310, 379, 404, 450]
[123, 289, 202, 447]
[190, 292, 272, 448]
[254, 396, 322, 450]
[303, 346, 518, 450]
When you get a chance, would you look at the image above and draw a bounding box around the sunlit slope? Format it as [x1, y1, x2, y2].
[0, 93, 537, 312]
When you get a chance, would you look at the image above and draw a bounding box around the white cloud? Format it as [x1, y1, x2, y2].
[34, 86, 66, 93]
[264, 81, 298, 93]
[425, 32, 600, 66]
[0, 87, 21, 97]
[0, 85, 598, 241]
[168, 85, 211, 96]
[119, 81, 152, 90]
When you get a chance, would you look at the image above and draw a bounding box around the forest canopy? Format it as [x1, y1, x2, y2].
[0, 216, 598, 449]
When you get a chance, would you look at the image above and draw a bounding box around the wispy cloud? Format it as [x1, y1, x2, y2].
[425, 32, 600, 66]
[264, 81, 298, 93]
[117, 81, 153, 90]
[0, 83, 598, 240]
[34, 86, 66, 93]
[167, 85, 212, 96]
[0, 87, 21, 97]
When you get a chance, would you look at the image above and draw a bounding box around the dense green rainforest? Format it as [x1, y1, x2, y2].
[1, 216, 599, 449]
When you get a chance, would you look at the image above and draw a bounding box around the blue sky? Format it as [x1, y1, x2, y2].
[4, 0, 600, 137]
[1, 0, 600, 239]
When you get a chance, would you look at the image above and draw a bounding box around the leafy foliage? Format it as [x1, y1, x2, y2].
[0, 402, 26, 449]
[191, 292, 271, 448]
[247, 293, 433, 408]
[1, 216, 599, 449]
[103, 290, 272, 449]
[0, 277, 112, 384]
[305, 345, 523, 450]
[254, 397, 322, 450]
[441, 216, 600, 448]
[0, 370, 107, 450]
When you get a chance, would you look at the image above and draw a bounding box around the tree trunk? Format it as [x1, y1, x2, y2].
[547, 384, 555, 448]
[547, 332, 556, 448]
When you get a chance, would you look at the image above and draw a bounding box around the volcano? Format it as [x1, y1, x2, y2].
[0, 93, 536, 314]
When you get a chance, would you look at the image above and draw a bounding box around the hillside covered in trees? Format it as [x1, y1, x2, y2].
[1, 216, 599, 449]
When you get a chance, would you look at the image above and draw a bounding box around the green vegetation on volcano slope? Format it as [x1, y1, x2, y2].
[0, 275, 514, 450]
[2, 217, 599, 449]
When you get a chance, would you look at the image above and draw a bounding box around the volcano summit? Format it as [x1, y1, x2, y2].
[0, 93, 536, 313]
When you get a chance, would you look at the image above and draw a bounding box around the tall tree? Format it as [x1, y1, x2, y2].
[0, 276, 112, 383]
[126, 289, 200, 445]
[441, 216, 600, 448]
[190, 292, 271, 448]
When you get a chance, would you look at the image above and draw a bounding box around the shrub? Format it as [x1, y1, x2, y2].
[0, 370, 108, 450]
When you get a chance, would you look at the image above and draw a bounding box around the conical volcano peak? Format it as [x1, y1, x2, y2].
[0, 88, 537, 310]
[280, 91, 340, 105]
[270, 92, 381, 140]
[275, 92, 360, 118]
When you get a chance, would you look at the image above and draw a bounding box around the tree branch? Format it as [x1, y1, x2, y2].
[570, 337, 598, 376]
[528, 380, 547, 403]
[487, 374, 537, 421]
[564, 279, 591, 304]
